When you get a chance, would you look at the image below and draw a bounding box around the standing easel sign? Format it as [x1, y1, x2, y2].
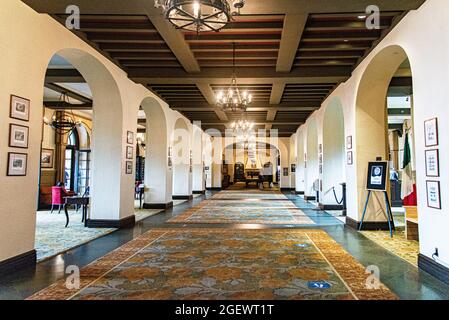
[360, 161, 395, 237]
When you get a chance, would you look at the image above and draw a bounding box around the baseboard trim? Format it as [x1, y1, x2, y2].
[295, 191, 305, 195]
[143, 202, 173, 210]
[419, 254, 449, 285]
[193, 190, 206, 195]
[86, 215, 136, 229]
[346, 216, 393, 231]
[173, 195, 194, 200]
[319, 203, 344, 211]
[206, 187, 222, 191]
[0, 250, 36, 276]
[304, 196, 316, 201]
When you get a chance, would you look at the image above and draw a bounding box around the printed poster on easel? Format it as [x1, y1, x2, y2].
[366, 161, 388, 191]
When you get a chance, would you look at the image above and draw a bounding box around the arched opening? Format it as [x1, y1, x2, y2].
[321, 98, 346, 210]
[172, 117, 193, 199]
[305, 119, 319, 201]
[355, 45, 418, 241]
[223, 140, 281, 190]
[295, 128, 305, 194]
[141, 97, 173, 209]
[35, 49, 125, 261]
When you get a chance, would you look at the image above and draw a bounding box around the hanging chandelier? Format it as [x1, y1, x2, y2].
[154, 0, 234, 32]
[43, 92, 82, 134]
[216, 43, 252, 112]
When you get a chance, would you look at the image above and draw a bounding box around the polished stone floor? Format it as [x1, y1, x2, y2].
[1, 190, 448, 300]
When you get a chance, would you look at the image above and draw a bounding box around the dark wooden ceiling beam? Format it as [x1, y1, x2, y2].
[44, 101, 92, 110]
[44, 83, 92, 104]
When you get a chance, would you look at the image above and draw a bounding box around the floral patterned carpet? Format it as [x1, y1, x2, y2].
[168, 199, 315, 225]
[29, 228, 396, 300]
[360, 228, 419, 266]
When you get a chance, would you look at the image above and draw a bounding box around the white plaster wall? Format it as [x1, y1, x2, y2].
[0, 0, 204, 263]
[296, 0, 449, 266]
[289, 134, 297, 189]
[192, 124, 205, 192]
[295, 127, 306, 193]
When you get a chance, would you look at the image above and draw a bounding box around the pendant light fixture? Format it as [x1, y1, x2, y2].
[43, 92, 82, 134]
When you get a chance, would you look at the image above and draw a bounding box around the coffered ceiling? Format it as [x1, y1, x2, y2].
[24, 0, 425, 137]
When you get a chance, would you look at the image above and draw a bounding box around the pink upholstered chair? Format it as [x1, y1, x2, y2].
[51, 187, 65, 214]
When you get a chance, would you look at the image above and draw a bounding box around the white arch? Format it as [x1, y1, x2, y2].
[295, 127, 305, 193]
[322, 97, 346, 207]
[305, 118, 319, 199]
[172, 117, 193, 198]
[141, 97, 173, 208]
[355, 45, 410, 222]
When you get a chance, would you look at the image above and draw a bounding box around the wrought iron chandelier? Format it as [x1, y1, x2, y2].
[154, 0, 234, 32]
[215, 43, 252, 112]
[43, 92, 82, 134]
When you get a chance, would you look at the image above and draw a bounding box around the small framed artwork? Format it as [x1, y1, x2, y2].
[347, 151, 353, 165]
[125, 161, 133, 175]
[283, 167, 289, 177]
[126, 146, 134, 159]
[41, 149, 54, 168]
[426, 180, 441, 209]
[319, 144, 323, 153]
[10, 95, 30, 121]
[291, 164, 296, 173]
[9, 124, 29, 148]
[319, 164, 323, 174]
[127, 131, 134, 145]
[424, 118, 439, 147]
[425, 149, 440, 177]
[319, 154, 323, 164]
[347, 136, 353, 150]
[7, 152, 27, 176]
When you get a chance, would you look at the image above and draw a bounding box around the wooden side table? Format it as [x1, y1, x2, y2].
[64, 197, 90, 228]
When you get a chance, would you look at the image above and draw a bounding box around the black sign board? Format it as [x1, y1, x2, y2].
[366, 161, 388, 191]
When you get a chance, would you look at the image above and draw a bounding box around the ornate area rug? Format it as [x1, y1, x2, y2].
[28, 228, 397, 300]
[212, 192, 288, 200]
[168, 200, 314, 225]
[361, 229, 419, 266]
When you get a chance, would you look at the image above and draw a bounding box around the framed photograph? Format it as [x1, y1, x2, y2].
[347, 136, 353, 150]
[425, 149, 440, 177]
[366, 161, 388, 191]
[426, 180, 441, 209]
[125, 161, 133, 175]
[9, 124, 29, 148]
[41, 149, 54, 168]
[10, 95, 30, 121]
[7, 152, 27, 176]
[319, 144, 322, 153]
[291, 164, 296, 173]
[126, 146, 134, 159]
[283, 167, 289, 177]
[424, 118, 439, 147]
[319, 164, 323, 174]
[319, 154, 323, 164]
[347, 151, 353, 165]
[127, 131, 134, 145]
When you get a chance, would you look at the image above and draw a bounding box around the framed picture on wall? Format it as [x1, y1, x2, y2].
[425, 149, 440, 177]
[125, 161, 133, 175]
[126, 146, 134, 159]
[283, 167, 289, 177]
[127, 131, 134, 145]
[41, 149, 54, 168]
[347, 151, 353, 165]
[10, 95, 30, 121]
[291, 164, 296, 173]
[7, 152, 27, 176]
[319, 164, 323, 174]
[9, 124, 29, 148]
[319, 154, 323, 164]
[424, 118, 439, 147]
[347, 136, 353, 150]
[319, 144, 322, 153]
[426, 180, 441, 209]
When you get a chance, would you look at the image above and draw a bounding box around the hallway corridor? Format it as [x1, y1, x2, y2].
[1, 188, 446, 300]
